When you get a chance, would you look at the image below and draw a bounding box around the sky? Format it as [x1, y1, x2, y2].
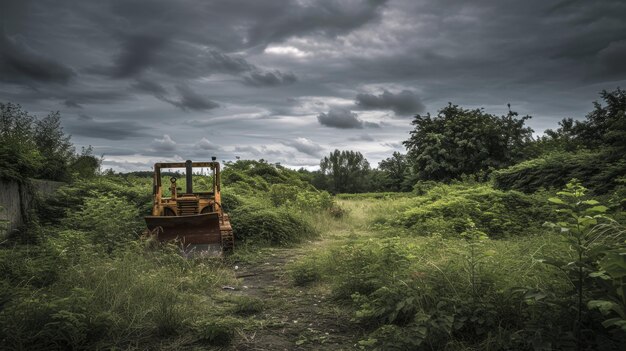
[1, 0, 625, 172]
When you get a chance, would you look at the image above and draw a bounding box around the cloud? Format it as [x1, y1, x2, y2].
[355, 90, 424, 116]
[108, 34, 167, 78]
[317, 108, 379, 129]
[282, 137, 324, 156]
[595, 40, 626, 79]
[348, 134, 375, 141]
[0, 30, 75, 84]
[65, 116, 151, 140]
[243, 70, 297, 87]
[152, 134, 177, 151]
[195, 137, 220, 150]
[132, 78, 168, 97]
[170, 85, 219, 111]
[64, 100, 82, 108]
[245, 0, 389, 48]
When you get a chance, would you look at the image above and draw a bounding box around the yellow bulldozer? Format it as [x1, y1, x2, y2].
[144, 159, 234, 254]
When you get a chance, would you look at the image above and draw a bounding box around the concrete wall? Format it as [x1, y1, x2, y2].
[0, 179, 64, 238]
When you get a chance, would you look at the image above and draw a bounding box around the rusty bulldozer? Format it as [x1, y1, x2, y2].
[144, 159, 234, 254]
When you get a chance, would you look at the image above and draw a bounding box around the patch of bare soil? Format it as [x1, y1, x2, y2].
[226, 249, 362, 351]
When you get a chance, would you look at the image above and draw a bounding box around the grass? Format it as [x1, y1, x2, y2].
[286, 186, 624, 350]
[2, 176, 624, 350]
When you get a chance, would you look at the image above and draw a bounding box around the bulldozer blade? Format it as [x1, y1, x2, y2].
[144, 213, 222, 247]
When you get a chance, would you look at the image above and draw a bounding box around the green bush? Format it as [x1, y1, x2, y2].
[220, 191, 244, 212]
[63, 194, 141, 252]
[493, 151, 626, 195]
[395, 184, 553, 238]
[230, 205, 317, 246]
[38, 175, 152, 224]
[290, 259, 322, 286]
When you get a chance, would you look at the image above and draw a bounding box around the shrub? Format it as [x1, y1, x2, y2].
[290, 259, 322, 286]
[230, 205, 317, 246]
[63, 194, 141, 252]
[220, 191, 244, 212]
[493, 151, 626, 194]
[396, 185, 553, 238]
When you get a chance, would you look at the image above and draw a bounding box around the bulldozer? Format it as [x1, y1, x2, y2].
[144, 159, 234, 254]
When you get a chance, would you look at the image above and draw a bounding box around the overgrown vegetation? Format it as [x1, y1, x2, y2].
[1, 88, 624, 349]
[290, 181, 626, 350]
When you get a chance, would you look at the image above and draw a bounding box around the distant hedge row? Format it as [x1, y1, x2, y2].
[492, 151, 626, 194]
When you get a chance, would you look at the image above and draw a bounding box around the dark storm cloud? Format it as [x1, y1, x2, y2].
[170, 85, 219, 111]
[109, 34, 167, 78]
[243, 70, 297, 87]
[355, 90, 425, 116]
[245, 0, 389, 48]
[132, 79, 168, 97]
[64, 100, 82, 108]
[66, 116, 151, 140]
[595, 40, 626, 79]
[317, 109, 379, 129]
[0, 30, 75, 84]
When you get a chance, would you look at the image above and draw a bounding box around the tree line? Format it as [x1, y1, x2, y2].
[306, 88, 625, 194]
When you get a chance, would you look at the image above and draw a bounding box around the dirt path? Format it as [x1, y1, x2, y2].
[225, 247, 362, 351]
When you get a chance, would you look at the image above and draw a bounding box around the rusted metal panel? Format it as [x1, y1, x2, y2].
[145, 213, 221, 244]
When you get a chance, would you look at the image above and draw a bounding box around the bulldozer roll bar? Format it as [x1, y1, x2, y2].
[185, 159, 193, 194]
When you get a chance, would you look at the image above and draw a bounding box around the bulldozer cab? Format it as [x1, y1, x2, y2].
[144, 159, 234, 254]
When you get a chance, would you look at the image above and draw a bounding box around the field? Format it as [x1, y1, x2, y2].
[1, 169, 625, 350]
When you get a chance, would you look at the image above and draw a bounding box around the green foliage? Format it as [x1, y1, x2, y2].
[33, 111, 75, 182]
[230, 296, 265, 316]
[70, 146, 101, 179]
[305, 234, 572, 350]
[38, 175, 152, 224]
[193, 318, 237, 346]
[230, 204, 318, 246]
[0, 102, 43, 181]
[493, 150, 626, 194]
[320, 149, 372, 193]
[542, 180, 626, 347]
[63, 194, 141, 252]
[290, 258, 322, 286]
[0, 242, 237, 350]
[378, 152, 412, 192]
[540, 88, 626, 152]
[589, 239, 626, 332]
[396, 184, 552, 238]
[403, 104, 534, 182]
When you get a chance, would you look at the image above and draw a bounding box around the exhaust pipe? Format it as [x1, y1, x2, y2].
[185, 159, 193, 194]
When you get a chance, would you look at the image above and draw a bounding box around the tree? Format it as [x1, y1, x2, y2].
[403, 104, 534, 182]
[319, 150, 371, 193]
[0, 103, 42, 180]
[539, 88, 626, 154]
[378, 152, 410, 192]
[70, 146, 101, 179]
[34, 111, 74, 181]
[579, 88, 626, 151]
